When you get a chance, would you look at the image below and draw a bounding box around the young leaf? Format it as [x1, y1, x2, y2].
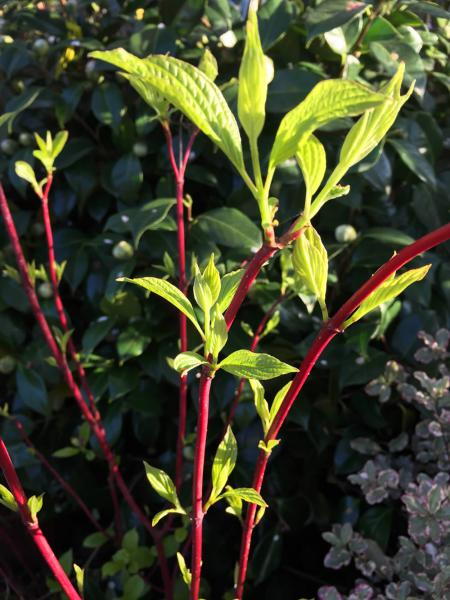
[120, 73, 169, 120]
[202, 254, 221, 305]
[218, 350, 298, 380]
[177, 552, 192, 587]
[269, 80, 385, 168]
[27, 493, 44, 521]
[152, 507, 186, 527]
[208, 426, 237, 507]
[0, 484, 18, 512]
[238, 1, 268, 143]
[217, 269, 244, 312]
[206, 305, 228, 361]
[118, 277, 205, 339]
[295, 134, 326, 212]
[173, 351, 207, 374]
[249, 379, 270, 435]
[221, 487, 267, 507]
[344, 265, 431, 328]
[193, 265, 213, 314]
[198, 48, 218, 82]
[15, 161, 42, 197]
[73, 564, 84, 595]
[269, 381, 291, 426]
[339, 64, 413, 172]
[224, 484, 243, 521]
[89, 49, 245, 173]
[144, 462, 179, 506]
[292, 225, 328, 319]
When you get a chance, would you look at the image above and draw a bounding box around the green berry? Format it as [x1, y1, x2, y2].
[112, 240, 134, 260]
[19, 132, 34, 146]
[32, 38, 49, 56]
[0, 356, 16, 374]
[38, 282, 53, 299]
[132, 142, 148, 157]
[1, 138, 18, 155]
[335, 224, 357, 243]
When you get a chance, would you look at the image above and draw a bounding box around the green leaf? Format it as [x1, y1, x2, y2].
[238, 1, 268, 142]
[389, 139, 436, 188]
[269, 79, 385, 168]
[111, 154, 143, 202]
[27, 493, 44, 521]
[206, 306, 228, 361]
[177, 552, 192, 587]
[123, 575, 145, 600]
[90, 49, 245, 173]
[83, 532, 108, 549]
[296, 134, 326, 210]
[73, 564, 84, 595]
[292, 226, 328, 318]
[118, 277, 205, 339]
[0, 484, 18, 512]
[218, 350, 298, 380]
[193, 207, 262, 251]
[250, 379, 270, 435]
[269, 381, 291, 426]
[217, 269, 244, 312]
[304, 0, 368, 40]
[52, 447, 80, 458]
[16, 366, 48, 416]
[208, 426, 237, 508]
[0, 88, 41, 135]
[152, 507, 186, 527]
[198, 48, 218, 81]
[91, 82, 124, 130]
[144, 461, 179, 506]
[339, 65, 414, 171]
[193, 262, 213, 314]
[121, 72, 169, 119]
[202, 254, 221, 306]
[15, 161, 42, 197]
[221, 487, 267, 507]
[344, 264, 431, 328]
[173, 351, 207, 374]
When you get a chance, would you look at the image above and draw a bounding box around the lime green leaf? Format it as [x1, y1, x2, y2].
[52, 446, 80, 458]
[344, 265, 431, 328]
[296, 134, 326, 209]
[339, 65, 413, 171]
[202, 254, 221, 305]
[15, 161, 42, 197]
[292, 226, 328, 318]
[83, 532, 108, 548]
[120, 73, 169, 119]
[0, 484, 18, 512]
[221, 487, 267, 507]
[52, 131, 69, 160]
[258, 439, 281, 454]
[249, 379, 270, 435]
[208, 426, 237, 508]
[218, 350, 298, 380]
[173, 351, 207, 374]
[152, 507, 186, 527]
[269, 381, 291, 426]
[118, 277, 205, 339]
[269, 79, 385, 168]
[238, 1, 268, 142]
[217, 269, 244, 312]
[206, 305, 228, 360]
[224, 484, 243, 521]
[144, 461, 179, 506]
[177, 552, 192, 587]
[198, 48, 218, 81]
[90, 49, 245, 173]
[27, 493, 44, 521]
[73, 564, 84, 595]
[193, 264, 213, 314]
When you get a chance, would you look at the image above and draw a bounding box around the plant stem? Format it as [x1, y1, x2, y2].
[235, 221, 450, 599]
[191, 369, 212, 600]
[0, 437, 82, 600]
[162, 123, 198, 491]
[12, 418, 108, 537]
[0, 183, 173, 600]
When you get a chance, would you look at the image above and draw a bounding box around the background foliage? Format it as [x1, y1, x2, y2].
[0, 0, 449, 598]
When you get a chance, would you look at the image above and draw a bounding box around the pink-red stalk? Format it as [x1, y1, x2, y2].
[235, 222, 450, 599]
[0, 183, 172, 600]
[0, 437, 82, 600]
[190, 370, 212, 600]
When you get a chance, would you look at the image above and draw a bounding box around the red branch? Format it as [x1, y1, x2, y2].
[0, 437, 82, 600]
[0, 183, 172, 600]
[190, 370, 212, 600]
[235, 222, 450, 599]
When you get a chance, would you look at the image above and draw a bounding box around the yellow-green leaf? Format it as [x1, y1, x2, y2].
[144, 461, 179, 506]
[0, 484, 17, 512]
[173, 351, 207, 374]
[344, 265, 431, 328]
[249, 379, 270, 435]
[152, 507, 186, 527]
[118, 276, 205, 339]
[296, 134, 326, 211]
[176, 552, 192, 587]
[218, 349, 298, 380]
[208, 426, 237, 507]
[292, 226, 328, 318]
[221, 487, 267, 507]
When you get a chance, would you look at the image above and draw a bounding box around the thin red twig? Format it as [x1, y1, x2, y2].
[235, 222, 450, 599]
[0, 437, 82, 600]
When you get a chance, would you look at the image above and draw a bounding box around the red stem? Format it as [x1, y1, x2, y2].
[0, 438, 82, 600]
[235, 222, 450, 599]
[0, 183, 173, 600]
[191, 370, 212, 600]
[13, 419, 107, 537]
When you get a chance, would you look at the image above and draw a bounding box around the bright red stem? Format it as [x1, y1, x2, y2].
[191, 371, 212, 600]
[0, 438, 82, 600]
[235, 222, 450, 599]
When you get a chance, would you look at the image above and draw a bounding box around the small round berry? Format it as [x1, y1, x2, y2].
[132, 141, 148, 157]
[335, 224, 357, 243]
[19, 132, 34, 146]
[112, 240, 134, 260]
[0, 356, 16, 374]
[38, 282, 53, 299]
[0, 138, 18, 155]
[32, 38, 50, 56]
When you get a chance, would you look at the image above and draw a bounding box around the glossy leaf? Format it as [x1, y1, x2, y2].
[296, 134, 326, 210]
[221, 487, 268, 507]
[269, 80, 385, 168]
[217, 269, 244, 312]
[144, 461, 179, 505]
[173, 351, 207, 374]
[219, 350, 298, 380]
[193, 207, 262, 250]
[118, 277, 205, 339]
[344, 265, 431, 328]
[152, 507, 186, 527]
[0, 484, 17, 512]
[177, 552, 192, 587]
[208, 426, 237, 506]
[292, 225, 328, 317]
[90, 49, 245, 172]
[250, 379, 270, 435]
